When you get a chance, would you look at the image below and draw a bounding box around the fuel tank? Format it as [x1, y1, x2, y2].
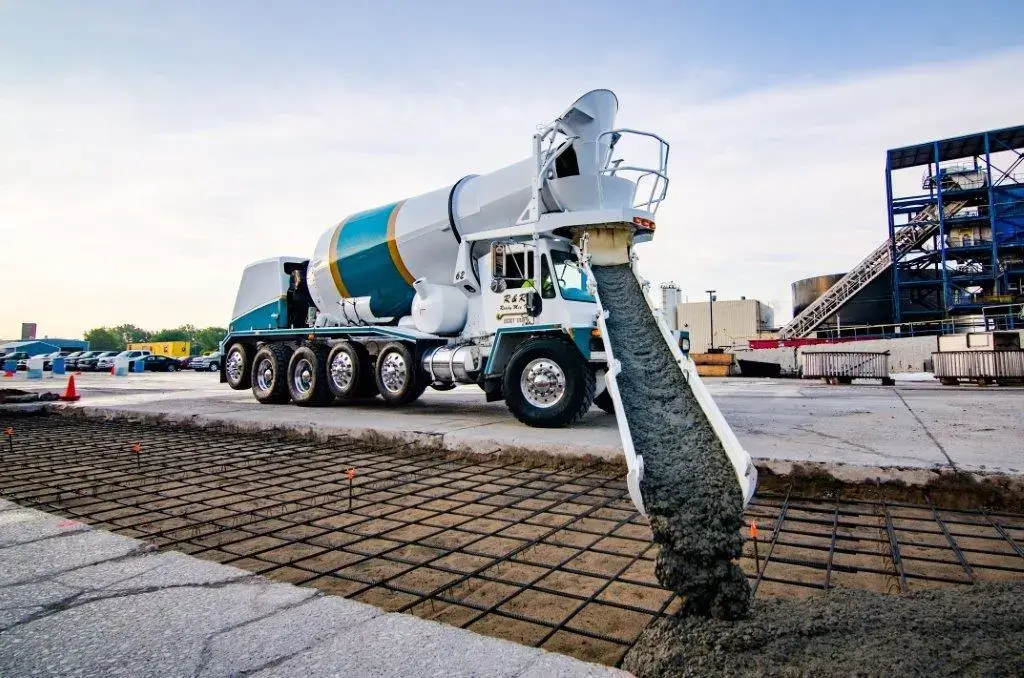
[306, 89, 621, 327]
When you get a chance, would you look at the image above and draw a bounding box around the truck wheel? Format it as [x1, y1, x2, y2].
[288, 345, 332, 406]
[374, 342, 427, 406]
[251, 343, 293, 404]
[593, 389, 615, 414]
[327, 342, 376, 402]
[225, 343, 253, 390]
[504, 337, 595, 428]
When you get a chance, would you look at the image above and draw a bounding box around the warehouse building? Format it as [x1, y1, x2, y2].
[0, 338, 89, 355]
[660, 284, 775, 353]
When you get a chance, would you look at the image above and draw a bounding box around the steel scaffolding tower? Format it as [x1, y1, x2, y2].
[887, 126, 1024, 327]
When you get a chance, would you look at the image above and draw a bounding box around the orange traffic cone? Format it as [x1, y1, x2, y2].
[110, 365, 116, 375]
[2, 371, 12, 378]
[60, 375, 81, 402]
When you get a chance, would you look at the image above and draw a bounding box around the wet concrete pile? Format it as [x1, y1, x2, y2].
[623, 581, 1024, 677]
[593, 264, 749, 620]
[0, 389, 59, 405]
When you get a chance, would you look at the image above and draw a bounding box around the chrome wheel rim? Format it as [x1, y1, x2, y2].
[520, 358, 566, 408]
[379, 352, 407, 394]
[226, 350, 244, 382]
[292, 358, 314, 396]
[256, 358, 275, 391]
[330, 350, 354, 393]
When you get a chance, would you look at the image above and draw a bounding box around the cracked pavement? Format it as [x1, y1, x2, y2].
[0, 499, 627, 678]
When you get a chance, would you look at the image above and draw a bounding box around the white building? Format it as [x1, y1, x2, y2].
[673, 298, 775, 353]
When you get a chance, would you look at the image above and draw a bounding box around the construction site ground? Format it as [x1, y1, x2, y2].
[8, 371, 1024, 477]
[2, 412, 1023, 673]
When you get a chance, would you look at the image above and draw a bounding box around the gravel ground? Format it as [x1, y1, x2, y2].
[594, 264, 749, 620]
[623, 581, 1024, 677]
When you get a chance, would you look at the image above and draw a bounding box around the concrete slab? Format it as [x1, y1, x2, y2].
[0, 499, 627, 677]
[8, 371, 1024, 475]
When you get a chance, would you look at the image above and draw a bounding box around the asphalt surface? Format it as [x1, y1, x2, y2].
[10, 371, 1023, 475]
[0, 498, 625, 677]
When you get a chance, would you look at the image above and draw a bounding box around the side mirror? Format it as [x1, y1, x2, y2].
[490, 243, 506, 280]
[526, 290, 542, 318]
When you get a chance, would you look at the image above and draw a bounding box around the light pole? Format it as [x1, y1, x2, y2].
[705, 289, 716, 352]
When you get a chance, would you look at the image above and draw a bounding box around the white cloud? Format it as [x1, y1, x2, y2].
[2, 48, 1023, 338]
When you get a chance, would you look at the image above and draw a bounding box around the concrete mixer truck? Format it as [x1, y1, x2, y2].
[221, 89, 757, 517]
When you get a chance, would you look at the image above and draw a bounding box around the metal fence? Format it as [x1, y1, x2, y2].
[802, 352, 890, 379]
[933, 350, 1024, 381]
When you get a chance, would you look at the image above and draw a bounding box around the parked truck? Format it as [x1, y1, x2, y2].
[221, 90, 756, 516]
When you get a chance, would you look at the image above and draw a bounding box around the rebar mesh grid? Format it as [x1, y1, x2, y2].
[1, 415, 1022, 666]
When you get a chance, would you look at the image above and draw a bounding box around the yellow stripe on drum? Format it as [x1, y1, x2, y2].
[329, 221, 351, 298]
[386, 200, 416, 286]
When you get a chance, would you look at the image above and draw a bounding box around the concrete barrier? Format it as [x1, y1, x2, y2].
[25, 357, 44, 380]
[732, 335, 942, 375]
[113, 357, 130, 377]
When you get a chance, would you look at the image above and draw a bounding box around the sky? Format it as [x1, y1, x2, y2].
[2, 0, 1024, 339]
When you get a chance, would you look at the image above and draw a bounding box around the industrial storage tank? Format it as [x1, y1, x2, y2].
[791, 272, 894, 327]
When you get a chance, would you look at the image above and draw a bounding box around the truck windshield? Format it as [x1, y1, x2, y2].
[551, 250, 595, 302]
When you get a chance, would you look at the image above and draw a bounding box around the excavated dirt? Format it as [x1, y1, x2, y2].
[623, 581, 1024, 677]
[594, 264, 750, 620]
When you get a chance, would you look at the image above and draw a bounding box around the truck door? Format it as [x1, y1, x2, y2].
[484, 242, 543, 329]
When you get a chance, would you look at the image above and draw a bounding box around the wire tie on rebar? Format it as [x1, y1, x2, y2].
[346, 468, 357, 510]
[750, 519, 761, 572]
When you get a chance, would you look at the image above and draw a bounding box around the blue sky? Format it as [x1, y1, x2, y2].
[7, 1, 1024, 91]
[2, 1, 1023, 337]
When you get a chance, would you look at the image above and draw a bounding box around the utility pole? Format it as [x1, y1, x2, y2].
[706, 289, 716, 352]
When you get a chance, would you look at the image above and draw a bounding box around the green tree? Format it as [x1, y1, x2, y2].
[83, 326, 122, 351]
[194, 327, 227, 354]
[151, 324, 198, 342]
[112, 324, 151, 344]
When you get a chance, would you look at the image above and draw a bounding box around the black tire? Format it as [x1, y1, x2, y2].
[251, 343, 293, 404]
[209, 362, 219, 372]
[225, 343, 253, 390]
[287, 345, 333, 407]
[167, 363, 178, 372]
[374, 342, 427, 406]
[326, 342, 377, 402]
[594, 389, 615, 414]
[504, 337, 595, 428]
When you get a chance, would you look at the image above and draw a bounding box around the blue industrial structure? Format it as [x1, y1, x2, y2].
[887, 125, 1024, 328]
[0, 341, 60, 356]
[0, 338, 89, 355]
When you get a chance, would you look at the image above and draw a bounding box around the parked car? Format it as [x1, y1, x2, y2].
[67, 350, 102, 370]
[97, 349, 151, 371]
[177, 355, 195, 369]
[1, 351, 31, 369]
[41, 351, 66, 370]
[78, 351, 118, 371]
[17, 351, 67, 371]
[131, 354, 181, 372]
[63, 351, 85, 369]
[191, 352, 222, 372]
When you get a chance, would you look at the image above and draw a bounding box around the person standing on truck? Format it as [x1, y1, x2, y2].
[286, 268, 313, 329]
